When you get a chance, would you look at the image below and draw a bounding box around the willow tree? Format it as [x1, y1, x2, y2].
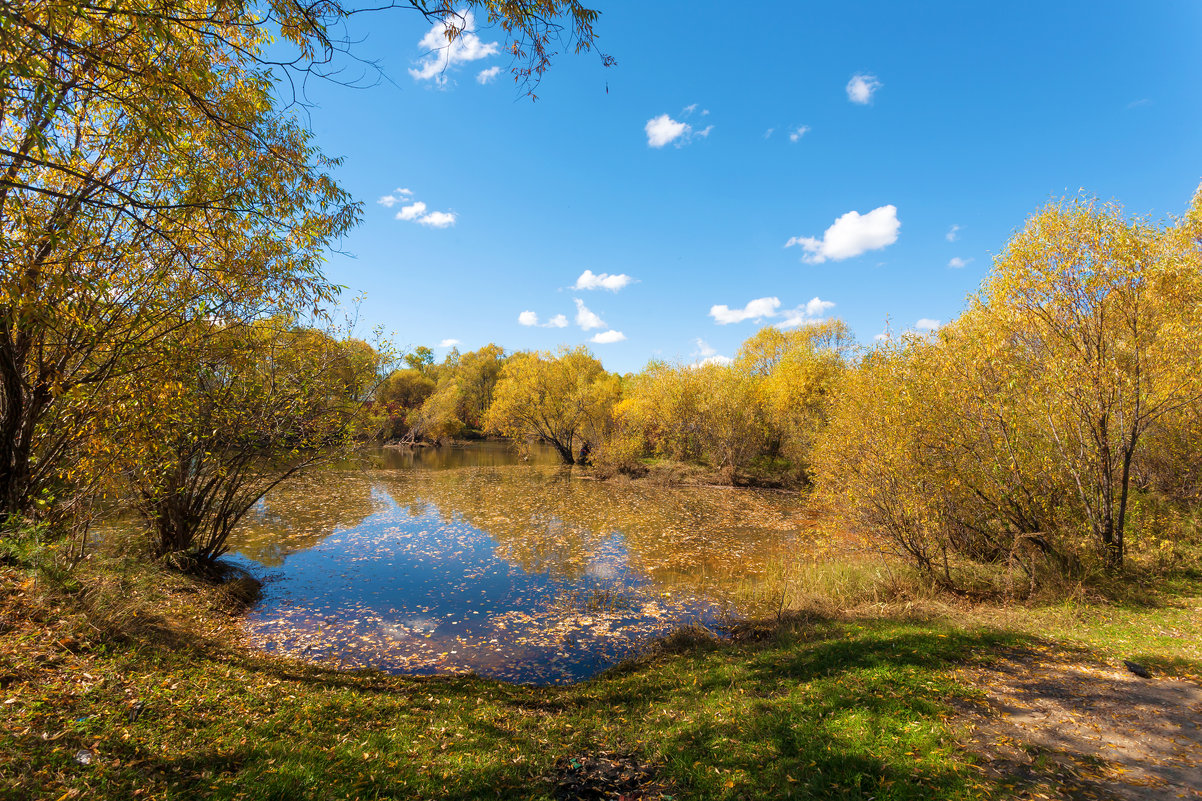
[975, 193, 1202, 570]
[736, 320, 852, 479]
[484, 347, 619, 464]
[120, 320, 383, 562]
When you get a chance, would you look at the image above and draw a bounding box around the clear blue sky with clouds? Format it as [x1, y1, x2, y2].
[301, 1, 1202, 373]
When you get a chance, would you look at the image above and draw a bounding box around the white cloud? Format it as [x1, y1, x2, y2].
[438, 338, 460, 348]
[873, 331, 890, 342]
[574, 269, 634, 292]
[946, 224, 961, 242]
[846, 73, 882, 104]
[788, 125, 811, 142]
[692, 339, 732, 366]
[410, 10, 500, 86]
[682, 103, 698, 116]
[645, 113, 691, 148]
[710, 296, 836, 327]
[948, 256, 972, 269]
[574, 298, 606, 330]
[785, 205, 900, 263]
[391, 193, 456, 228]
[377, 188, 412, 208]
[915, 318, 941, 331]
[397, 201, 427, 221]
[710, 296, 782, 325]
[591, 330, 626, 344]
[764, 127, 775, 139]
[695, 124, 714, 138]
[417, 210, 456, 228]
[518, 311, 569, 328]
[476, 65, 502, 84]
[779, 297, 837, 328]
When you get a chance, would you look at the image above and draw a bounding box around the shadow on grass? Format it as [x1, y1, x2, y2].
[8, 592, 1128, 801]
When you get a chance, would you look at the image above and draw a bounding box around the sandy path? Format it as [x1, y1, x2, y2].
[958, 646, 1202, 800]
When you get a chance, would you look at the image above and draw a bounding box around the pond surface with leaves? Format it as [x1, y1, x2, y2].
[226, 443, 813, 685]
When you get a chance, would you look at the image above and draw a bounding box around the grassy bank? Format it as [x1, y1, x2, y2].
[2, 554, 1199, 801]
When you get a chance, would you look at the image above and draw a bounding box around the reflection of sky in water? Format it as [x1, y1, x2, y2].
[226, 452, 809, 685]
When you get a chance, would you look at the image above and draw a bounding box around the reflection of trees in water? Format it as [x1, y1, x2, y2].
[369, 442, 562, 471]
[375, 467, 807, 592]
[231, 472, 379, 565]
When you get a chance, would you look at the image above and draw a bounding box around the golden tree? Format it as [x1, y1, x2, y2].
[484, 346, 619, 464]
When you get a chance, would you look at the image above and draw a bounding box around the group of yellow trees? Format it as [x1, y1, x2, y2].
[818, 194, 1202, 587]
[378, 189, 1202, 587]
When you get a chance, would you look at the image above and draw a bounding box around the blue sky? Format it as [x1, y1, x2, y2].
[303, 1, 1202, 373]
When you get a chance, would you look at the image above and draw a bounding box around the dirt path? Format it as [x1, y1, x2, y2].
[958, 645, 1202, 800]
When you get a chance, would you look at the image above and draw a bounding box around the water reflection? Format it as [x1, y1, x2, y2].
[370, 441, 562, 470]
[226, 448, 811, 684]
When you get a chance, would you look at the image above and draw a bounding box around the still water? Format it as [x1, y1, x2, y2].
[226, 442, 811, 685]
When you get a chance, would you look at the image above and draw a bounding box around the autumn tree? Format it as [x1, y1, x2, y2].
[375, 369, 437, 440]
[119, 319, 383, 563]
[612, 361, 763, 481]
[736, 320, 852, 479]
[975, 195, 1202, 570]
[484, 347, 619, 464]
[411, 344, 507, 440]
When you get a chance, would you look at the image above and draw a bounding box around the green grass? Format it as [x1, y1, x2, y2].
[2, 555, 1199, 800]
[1, 562, 1018, 801]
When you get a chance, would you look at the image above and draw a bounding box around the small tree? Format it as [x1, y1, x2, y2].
[121, 320, 382, 562]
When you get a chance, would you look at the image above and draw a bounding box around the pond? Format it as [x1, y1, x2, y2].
[225, 442, 815, 685]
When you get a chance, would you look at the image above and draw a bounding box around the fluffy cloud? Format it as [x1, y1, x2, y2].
[591, 330, 626, 344]
[574, 298, 606, 330]
[438, 338, 460, 348]
[786, 205, 900, 263]
[410, 10, 499, 86]
[710, 296, 781, 325]
[517, 311, 568, 328]
[388, 192, 456, 228]
[574, 269, 634, 292]
[779, 297, 837, 328]
[788, 125, 811, 142]
[846, 73, 882, 104]
[946, 224, 961, 242]
[710, 296, 836, 327]
[476, 65, 501, 84]
[915, 318, 941, 331]
[397, 201, 427, 221]
[417, 211, 456, 228]
[645, 105, 712, 148]
[377, 188, 413, 208]
[948, 256, 972, 269]
[645, 114, 690, 148]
